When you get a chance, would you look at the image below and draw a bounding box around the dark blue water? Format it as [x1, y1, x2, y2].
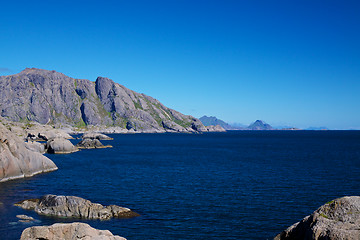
[1, 131, 360, 239]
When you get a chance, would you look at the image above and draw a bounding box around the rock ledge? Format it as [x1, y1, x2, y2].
[15, 194, 139, 220]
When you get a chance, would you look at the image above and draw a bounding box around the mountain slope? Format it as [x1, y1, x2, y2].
[199, 116, 238, 130]
[0, 68, 206, 133]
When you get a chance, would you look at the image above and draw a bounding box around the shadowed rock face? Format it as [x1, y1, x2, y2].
[20, 222, 126, 240]
[0, 68, 206, 132]
[275, 196, 360, 240]
[15, 194, 140, 220]
[0, 122, 58, 182]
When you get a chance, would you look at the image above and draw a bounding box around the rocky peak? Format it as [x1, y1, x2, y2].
[247, 120, 273, 130]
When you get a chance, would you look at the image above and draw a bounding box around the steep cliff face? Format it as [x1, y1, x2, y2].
[0, 68, 206, 132]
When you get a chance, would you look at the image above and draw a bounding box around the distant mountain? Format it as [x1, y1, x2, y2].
[0, 68, 207, 133]
[247, 120, 273, 130]
[199, 116, 238, 130]
[229, 122, 247, 129]
[305, 127, 329, 130]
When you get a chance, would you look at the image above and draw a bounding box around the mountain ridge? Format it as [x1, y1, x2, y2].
[0, 68, 206, 133]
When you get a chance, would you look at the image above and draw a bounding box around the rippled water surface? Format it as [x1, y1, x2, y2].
[1, 131, 360, 239]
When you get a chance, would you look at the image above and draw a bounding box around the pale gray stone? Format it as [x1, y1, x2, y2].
[275, 196, 360, 240]
[20, 222, 126, 240]
[0, 122, 58, 182]
[46, 137, 78, 154]
[15, 194, 139, 220]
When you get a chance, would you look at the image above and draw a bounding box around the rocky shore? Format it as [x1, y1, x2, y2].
[275, 196, 360, 240]
[0, 121, 58, 182]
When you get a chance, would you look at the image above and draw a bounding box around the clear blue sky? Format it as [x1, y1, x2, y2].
[1, 0, 359, 129]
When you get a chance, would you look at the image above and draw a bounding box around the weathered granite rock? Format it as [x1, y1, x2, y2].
[275, 196, 360, 240]
[76, 138, 112, 149]
[0, 122, 58, 182]
[0, 68, 207, 133]
[82, 132, 113, 140]
[46, 137, 78, 154]
[25, 141, 45, 153]
[15, 194, 139, 220]
[162, 120, 187, 132]
[206, 125, 226, 132]
[20, 222, 126, 240]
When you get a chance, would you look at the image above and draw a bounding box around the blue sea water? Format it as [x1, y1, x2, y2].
[0, 131, 360, 240]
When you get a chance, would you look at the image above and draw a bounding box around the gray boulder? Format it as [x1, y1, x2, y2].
[275, 196, 360, 240]
[76, 138, 112, 149]
[0, 122, 58, 182]
[20, 222, 126, 240]
[46, 137, 78, 154]
[15, 194, 139, 220]
[82, 132, 113, 140]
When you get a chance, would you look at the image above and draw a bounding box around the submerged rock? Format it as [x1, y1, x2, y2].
[20, 222, 126, 240]
[82, 132, 113, 140]
[275, 196, 360, 240]
[16, 214, 35, 222]
[15, 194, 139, 220]
[0, 122, 58, 182]
[45, 137, 78, 154]
[76, 138, 112, 149]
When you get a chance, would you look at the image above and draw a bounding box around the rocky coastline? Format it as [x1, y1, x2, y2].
[0, 120, 58, 183]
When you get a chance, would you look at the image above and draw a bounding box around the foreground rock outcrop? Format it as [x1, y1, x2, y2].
[0, 121, 58, 182]
[20, 222, 126, 240]
[0, 68, 207, 133]
[275, 196, 360, 240]
[15, 194, 139, 220]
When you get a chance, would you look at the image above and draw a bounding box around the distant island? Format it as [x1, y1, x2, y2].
[199, 116, 333, 131]
[200, 116, 275, 130]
